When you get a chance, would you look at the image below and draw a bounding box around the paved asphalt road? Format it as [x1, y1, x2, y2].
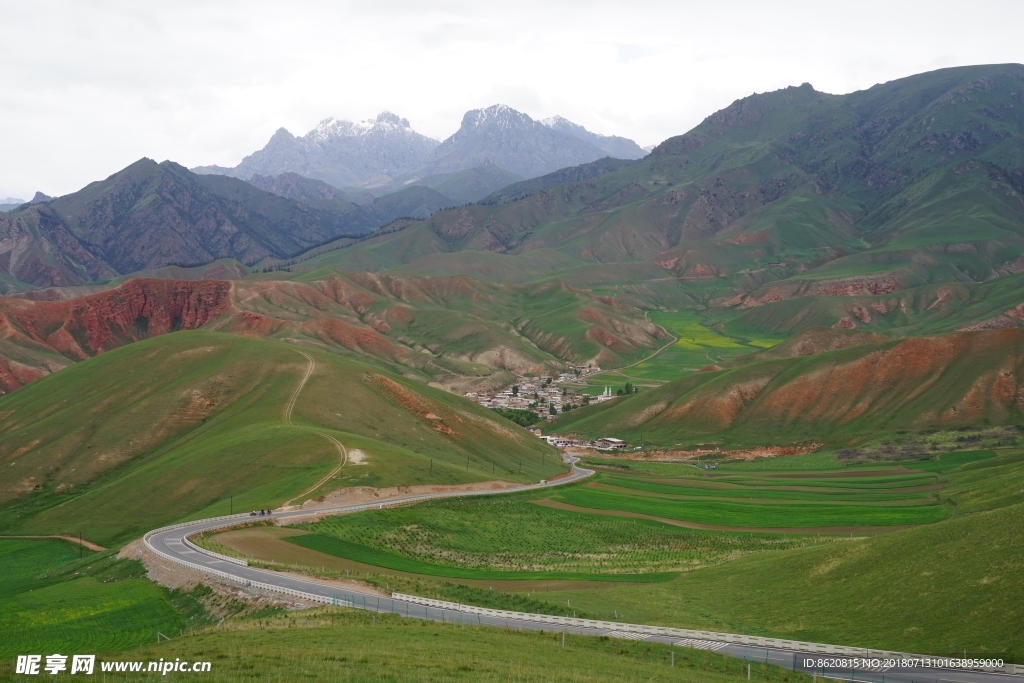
[145, 457, 1021, 683]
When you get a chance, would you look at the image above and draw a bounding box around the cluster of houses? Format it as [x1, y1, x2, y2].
[464, 365, 619, 420]
[530, 434, 632, 450]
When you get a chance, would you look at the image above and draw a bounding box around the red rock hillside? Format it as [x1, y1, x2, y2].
[0, 273, 665, 394]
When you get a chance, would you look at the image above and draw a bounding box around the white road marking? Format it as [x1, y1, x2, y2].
[673, 638, 728, 651]
[606, 631, 648, 640]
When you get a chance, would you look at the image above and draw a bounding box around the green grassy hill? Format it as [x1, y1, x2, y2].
[550, 328, 1024, 448]
[408, 164, 525, 204]
[0, 331, 560, 546]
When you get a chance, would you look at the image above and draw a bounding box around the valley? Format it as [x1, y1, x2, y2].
[3, 62, 1024, 682]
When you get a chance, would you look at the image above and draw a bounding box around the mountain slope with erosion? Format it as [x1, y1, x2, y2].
[550, 328, 1024, 446]
[0, 274, 667, 395]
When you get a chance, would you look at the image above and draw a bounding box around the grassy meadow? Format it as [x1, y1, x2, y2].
[0, 607, 821, 683]
[0, 538, 208, 659]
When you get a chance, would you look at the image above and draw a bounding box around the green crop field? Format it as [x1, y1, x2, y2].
[285, 534, 676, 582]
[289, 497, 827, 576]
[577, 310, 781, 391]
[0, 539, 205, 659]
[582, 457, 712, 476]
[715, 453, 845, 470]
[0, 606, 819, 683]
[898, 449, 997, 472]
[550, 488, 947, 527]
[554, 464, 949, 528]
[526, 450, 1024, 655]
[596, 475, 933, 502]
[624, 311, 780, 381]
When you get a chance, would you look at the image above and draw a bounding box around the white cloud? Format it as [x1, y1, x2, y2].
[1, 0, 1022, 196]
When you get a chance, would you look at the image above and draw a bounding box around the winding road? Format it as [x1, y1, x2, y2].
[144, 463, 1022, 683]
[141, 347, 1021, 683]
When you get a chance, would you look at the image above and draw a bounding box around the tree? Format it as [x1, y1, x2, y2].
[624, 382, 633, 394]
[512, 385, 519, 396]
[491, 408, 540, 427]
[549, 404, 557, 415]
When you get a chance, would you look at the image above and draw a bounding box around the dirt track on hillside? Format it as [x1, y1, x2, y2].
[290, 480, 524, 511]
[0, 534, 107, 550]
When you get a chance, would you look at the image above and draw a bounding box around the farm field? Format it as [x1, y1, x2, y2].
[271, 496, 830, 577]
[527, 449, 1024, 655]
[544, 463, 950, 530]
[548, 488, 946, 528]
[592, 476, 936, 502]
[0, 539, 204, 659]
[285, 533, 677, 582]
[0, 606, 818, 683]
[620, 311, 779, 382]
[575, 311, 781, 393]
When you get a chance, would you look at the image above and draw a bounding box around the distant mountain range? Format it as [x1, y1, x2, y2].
[193, 112, 440, 188]
[9, 64, 1024, 345]
[192, 105, 647, 189]
[272, 63, 1024, 338]
[0, 159, 387, 289]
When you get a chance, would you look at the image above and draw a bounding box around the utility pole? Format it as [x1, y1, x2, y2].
[230, 495, 233, 515]
[429, 459, 432, 476]
[79, 532, 82, 559]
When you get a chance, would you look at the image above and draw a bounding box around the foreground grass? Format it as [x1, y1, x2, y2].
[0, 539, 207, 659]
[0, 608, 817, 683]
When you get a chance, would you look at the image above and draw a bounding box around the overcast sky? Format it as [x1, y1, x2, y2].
[2, 0, 1022, 198]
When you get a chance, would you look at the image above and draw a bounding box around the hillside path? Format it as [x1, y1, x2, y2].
[281, 348, 348, 508]
[591, 312, 679, 385]
[0, 534, 107, 551]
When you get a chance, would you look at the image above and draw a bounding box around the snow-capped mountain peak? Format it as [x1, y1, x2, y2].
[306, 111, 421, 144]
[462, 104, 534, 131]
